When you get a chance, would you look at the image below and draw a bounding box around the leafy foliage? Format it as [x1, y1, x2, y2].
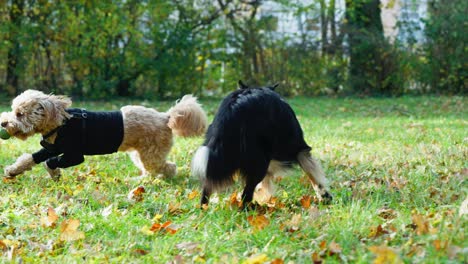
[0, 1, 466, 97]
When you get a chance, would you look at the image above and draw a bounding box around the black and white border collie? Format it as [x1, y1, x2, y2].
[191, 81, 332, 208]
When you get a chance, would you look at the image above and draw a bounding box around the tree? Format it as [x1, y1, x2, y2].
[345, 0, 400, 95]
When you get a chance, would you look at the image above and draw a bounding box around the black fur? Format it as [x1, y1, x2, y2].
[194, 82, 331, 207]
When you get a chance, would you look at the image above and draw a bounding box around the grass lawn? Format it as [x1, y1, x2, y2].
[0, 96, 466, 263]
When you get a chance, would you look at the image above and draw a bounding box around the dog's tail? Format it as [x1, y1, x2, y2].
[191, 146, 210, 182]
[167, 95, 208, 137]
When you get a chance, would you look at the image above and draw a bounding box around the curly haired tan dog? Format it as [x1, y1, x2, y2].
[1, 90, 207, 180]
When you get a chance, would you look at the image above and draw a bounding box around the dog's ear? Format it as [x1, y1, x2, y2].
[269, 83, 279, 90]
[50, 95, 72, 110]
[38, 94, 72, 121]
[238, 80, 248, 90]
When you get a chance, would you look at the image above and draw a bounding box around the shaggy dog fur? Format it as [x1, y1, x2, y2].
[191, 81, 332, 207]
[1, 90, 207, 180]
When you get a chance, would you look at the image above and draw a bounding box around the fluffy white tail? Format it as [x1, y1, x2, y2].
[167, 95, 207, 137]
[191, 146, 209, 181]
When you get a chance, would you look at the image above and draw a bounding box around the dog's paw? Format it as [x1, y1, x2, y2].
[163, 162, 177, 178]
[320, 191, 333, 205]
[4, 165, 20, 178]
[44, 163, 61, 182]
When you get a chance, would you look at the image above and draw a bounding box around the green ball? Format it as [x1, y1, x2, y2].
[0, 128, 11, 140]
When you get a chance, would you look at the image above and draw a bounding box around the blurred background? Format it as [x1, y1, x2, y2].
[0, 0, 466, 99]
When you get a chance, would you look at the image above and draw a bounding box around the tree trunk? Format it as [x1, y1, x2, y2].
[346, 0, 391, 95]
[6, 0, 24, 95]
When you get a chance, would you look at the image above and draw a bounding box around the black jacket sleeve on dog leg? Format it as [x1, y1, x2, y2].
[45, 154, 85, 169]
[32, 148, 59, 164]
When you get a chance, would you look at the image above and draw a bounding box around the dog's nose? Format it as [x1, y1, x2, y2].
[1, 121, 7, 127]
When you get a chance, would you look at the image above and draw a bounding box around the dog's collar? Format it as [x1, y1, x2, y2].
[42, 126, 61, 141]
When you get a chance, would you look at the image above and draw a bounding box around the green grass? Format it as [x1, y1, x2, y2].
[0, 96, 466, 263]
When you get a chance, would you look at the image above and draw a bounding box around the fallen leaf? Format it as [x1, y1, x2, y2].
[0, 240, 7, 252]
[229, 192, 242, 208]
[270, 258, 284, 264]
[133, 248, 149, 256]
[300, 195, 312, 209]
[328, 241, 342, 256]
[247, 215, 269, 231]
[311, 252, 322, 264]
[243, 253, 268, 264]
[128, 186, 145, 202]
[150, 221, 179, 235]
[369, 245, 403, 264]
[369, 224, 389, 239]
[432, 240, 448, 251]
[411, 214, 430, 235]
[59, 219, 85, 241]
[169, 202, 185, 215]
[284, 214, 302, 232]
[41, 207, 59, 228]
[377, 207, 397, 220]
[188, 190, 199, 200]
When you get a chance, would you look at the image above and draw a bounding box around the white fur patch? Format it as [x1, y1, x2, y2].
[191, 146, 209, 181]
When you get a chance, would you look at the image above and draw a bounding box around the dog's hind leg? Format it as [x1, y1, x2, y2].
[200, 185, 212, 206]
[240, 160, 269, 208]
[297, 151, 332, 204]
[133, 145, 176, 178]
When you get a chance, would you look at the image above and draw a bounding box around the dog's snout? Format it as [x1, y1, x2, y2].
[1, 121, 7, 127]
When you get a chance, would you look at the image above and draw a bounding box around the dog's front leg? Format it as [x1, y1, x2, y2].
[4, 154, 36, 178]
[43, 162, 61, 181]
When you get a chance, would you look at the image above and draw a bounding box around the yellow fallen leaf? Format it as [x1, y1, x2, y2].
[188, 190, 199, 200]
[369, 245, 403, 264]
[59, 219, 85, 241]
[243, 253, 268, 264]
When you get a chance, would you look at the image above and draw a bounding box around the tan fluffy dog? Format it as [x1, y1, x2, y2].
[1, 90, 207, 180]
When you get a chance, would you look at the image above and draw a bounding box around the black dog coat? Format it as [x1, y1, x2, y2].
[32, 108, 124, 169]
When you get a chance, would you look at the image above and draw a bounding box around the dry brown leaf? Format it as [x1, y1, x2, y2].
[328, 241, 342, 256]
[369, 245, 403, 264]
[59, 219, 85, 241]
[41, 207, 59, 228]
[133, 248, 149, 256]
[150, 221, 179, 235]
[377, 207, 397, 220]
[300, 195, 312, 209]
[411, 214, 431, 235]
[369, 224, 389, 239]
[311, 252, 322, 264]
[247, 215, 270, 231]
[169, 202, 185, 215]
[229, 192, 242, 208]
[284, 214, 302, 233]
[432, 240, 448, 251]
[270, 258, 284, 264]
[0, 240, 7, 252]
[128, 186, 145, 202]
